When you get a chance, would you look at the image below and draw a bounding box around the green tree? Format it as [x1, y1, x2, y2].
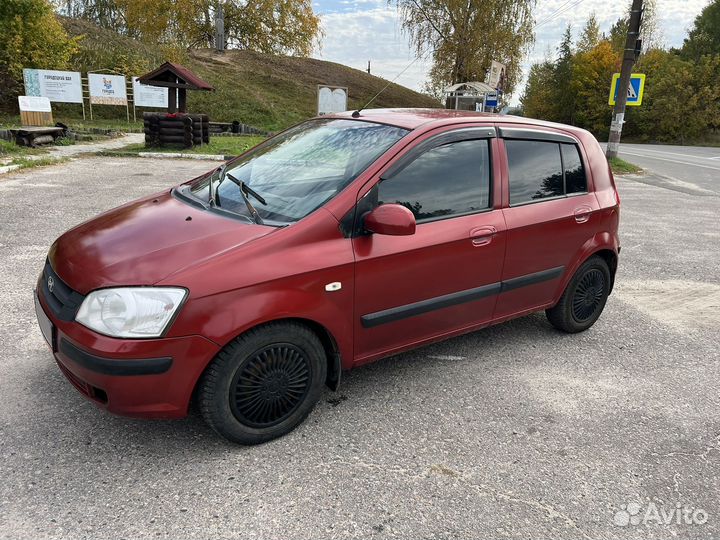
[0, 0, 77, 79]
[576, 13, 600, 53]
[552, 24, 575, 123]
[682, 0, 720, 60]
[392, 0, 535, 98]
[607, 16, 628, 56]
[628, 49, 707, 143]
[521, 59, 556, 121]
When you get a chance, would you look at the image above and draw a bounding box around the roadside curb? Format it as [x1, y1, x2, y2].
[137, 152, 228, 161]
[0, 165, 21, 175]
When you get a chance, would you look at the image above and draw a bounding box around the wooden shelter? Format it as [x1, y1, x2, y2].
[138, 62, 214, 148]
[137, 62, 214, 113]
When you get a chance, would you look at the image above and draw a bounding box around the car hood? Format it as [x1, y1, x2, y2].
[49, 190, 273, 294]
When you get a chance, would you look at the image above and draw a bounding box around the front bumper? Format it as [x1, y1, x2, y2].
[36, 287, 220, 419]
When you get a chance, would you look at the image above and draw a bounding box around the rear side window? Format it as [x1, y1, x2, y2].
[378, 139, 491, 221]
[506, 140, 587, 205]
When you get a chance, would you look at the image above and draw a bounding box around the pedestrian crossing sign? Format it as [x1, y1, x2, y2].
[609, 73, 646, 106]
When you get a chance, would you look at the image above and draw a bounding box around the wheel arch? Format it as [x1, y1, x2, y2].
[592, 248, 618, 293]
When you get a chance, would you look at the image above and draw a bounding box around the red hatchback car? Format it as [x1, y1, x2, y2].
[35, 109, 620, 444]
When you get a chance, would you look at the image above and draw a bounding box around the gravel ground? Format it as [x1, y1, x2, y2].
[0, 157, 718, 539]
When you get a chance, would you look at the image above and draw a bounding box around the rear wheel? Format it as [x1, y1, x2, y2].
[199, 322, 326, 445]
[546, 256, 611, 333]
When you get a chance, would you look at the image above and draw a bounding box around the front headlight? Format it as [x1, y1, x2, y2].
[75, 287, 187, 338]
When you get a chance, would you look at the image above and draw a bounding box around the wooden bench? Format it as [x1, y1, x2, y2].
[11, 127, 65, 147]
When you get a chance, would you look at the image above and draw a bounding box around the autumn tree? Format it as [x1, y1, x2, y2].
[571, 40, 618, 137]
[55, 0, 321, 55]
[0, 0, 77, 106]
[392, 0, 535, 98]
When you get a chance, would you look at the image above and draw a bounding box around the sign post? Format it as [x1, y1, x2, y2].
[486, 61, 506, 90]
[87, 71, 129, 122]
[18, 96, 53, 126]
[131, 77, 168, 121]
[317, 86, 348, 115]
[608, 73, 646, 107]
[23, 68, 84, 119]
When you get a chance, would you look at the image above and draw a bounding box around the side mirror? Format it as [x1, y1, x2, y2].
[363, 204, 416, 236]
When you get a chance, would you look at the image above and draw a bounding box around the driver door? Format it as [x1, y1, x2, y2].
[351, 127, 506, 365]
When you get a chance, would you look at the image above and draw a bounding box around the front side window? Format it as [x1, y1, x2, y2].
[378, 139, 491, 222]
[188, 119, 408, 224]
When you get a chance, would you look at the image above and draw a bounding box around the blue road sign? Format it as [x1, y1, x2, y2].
[609, 73, 646, 106]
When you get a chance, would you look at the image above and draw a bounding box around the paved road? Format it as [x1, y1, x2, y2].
[1, 157, 719, 539]
[613, 143, 720, 196]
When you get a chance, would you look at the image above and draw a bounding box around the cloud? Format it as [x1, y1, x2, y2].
[313, 0, 708, 104]
[314, 6, 432, 92]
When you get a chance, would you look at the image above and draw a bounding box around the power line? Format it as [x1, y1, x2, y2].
[534, 0, 578, 27]
[534, 0, 590, 29]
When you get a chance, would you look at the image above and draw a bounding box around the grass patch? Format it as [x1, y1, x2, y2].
[0, 139, 46, 158]
[104, 135, 266, 157]
[7, 156, 69, 170]
[0, 114, 142, 133]
[608, 156, 642, 175]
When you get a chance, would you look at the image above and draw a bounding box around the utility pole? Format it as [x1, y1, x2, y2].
[214, 1, 225, 52]
[606, 0, 643, 159]
[367, 61, 371, 74]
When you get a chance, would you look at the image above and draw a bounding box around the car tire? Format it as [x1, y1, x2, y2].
[545, 256, 611, 333]
[198, 322, 327, 445]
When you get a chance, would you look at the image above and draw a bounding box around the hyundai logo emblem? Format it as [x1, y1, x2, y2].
[47, 276, 54, 293]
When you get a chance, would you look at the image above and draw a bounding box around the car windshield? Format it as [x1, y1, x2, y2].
[189, 118, 408, 225]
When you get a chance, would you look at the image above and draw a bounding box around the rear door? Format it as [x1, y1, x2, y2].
[351, 127, 506, 364]
[494, 127, 599, 320]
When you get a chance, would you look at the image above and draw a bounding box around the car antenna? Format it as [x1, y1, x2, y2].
[351, 51, 431, 118]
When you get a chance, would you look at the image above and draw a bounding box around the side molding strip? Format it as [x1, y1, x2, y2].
[360, 266, 565, 328]
[361, 282, 502, 328]
[500, 266, 565, 293]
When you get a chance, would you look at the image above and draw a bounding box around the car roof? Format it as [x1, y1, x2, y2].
[327, 108, 587, 135]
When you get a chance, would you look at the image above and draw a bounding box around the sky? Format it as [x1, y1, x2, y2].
[312, 0, 709, 105]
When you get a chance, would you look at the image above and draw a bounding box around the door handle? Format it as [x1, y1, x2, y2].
[470, 226, 496, 247]
[573, 206, 592, 224]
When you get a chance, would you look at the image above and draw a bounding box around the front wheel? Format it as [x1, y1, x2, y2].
[546, 256, 611, 333]
[198, 322, 327, 445]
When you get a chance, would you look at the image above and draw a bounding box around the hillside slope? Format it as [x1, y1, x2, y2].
[62, 19, 439, 131]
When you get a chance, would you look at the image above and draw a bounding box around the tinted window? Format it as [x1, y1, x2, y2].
[378, 139, 490, 221]
[506, 140, 563, 205]
[562, 144, 587, 193]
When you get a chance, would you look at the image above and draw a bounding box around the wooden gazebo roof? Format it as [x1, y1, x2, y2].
[137, 62, 214, 91]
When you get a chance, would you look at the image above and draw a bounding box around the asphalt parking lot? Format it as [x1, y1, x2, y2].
[1, 157, 718, 539]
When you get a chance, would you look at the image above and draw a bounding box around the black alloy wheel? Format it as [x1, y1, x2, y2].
[546, 255, 612, 333]
[198, 322, 327, 445]
[229, 344, 312, 428]
[571, 268, 607, 323]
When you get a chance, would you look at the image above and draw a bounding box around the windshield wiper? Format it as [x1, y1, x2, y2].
[225, 171, 266, 225]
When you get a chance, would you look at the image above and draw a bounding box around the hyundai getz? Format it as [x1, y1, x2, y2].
[35, 109, 620, 445]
